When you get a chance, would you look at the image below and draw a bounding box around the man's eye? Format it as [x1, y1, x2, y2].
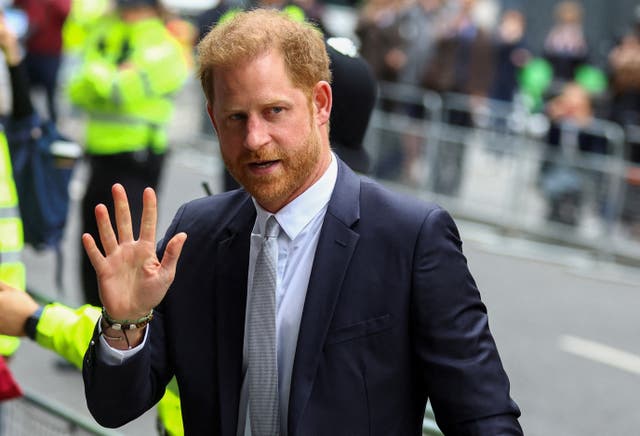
[270, 107, 284, 115]
[229, 113, 246, 121]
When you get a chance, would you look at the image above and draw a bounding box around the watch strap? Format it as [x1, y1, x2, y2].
[24, 306, 44, 341]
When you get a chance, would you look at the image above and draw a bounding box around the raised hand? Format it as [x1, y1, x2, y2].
[82, 184, 186, 330]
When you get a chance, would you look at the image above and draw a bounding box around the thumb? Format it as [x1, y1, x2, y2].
[159, 232, 187, 284]
[0, 281, 16, 292]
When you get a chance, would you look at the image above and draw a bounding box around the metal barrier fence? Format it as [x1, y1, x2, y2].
[366, 81, 640, 264]
[0, 388, 122, 436]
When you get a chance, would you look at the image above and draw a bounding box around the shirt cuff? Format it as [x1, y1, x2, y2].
[97, 322, 149, 365]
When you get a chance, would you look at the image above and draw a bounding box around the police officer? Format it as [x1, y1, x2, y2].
[68, 0, 189, 306]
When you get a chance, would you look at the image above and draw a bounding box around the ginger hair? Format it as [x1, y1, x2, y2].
[197, 8, 331, 104]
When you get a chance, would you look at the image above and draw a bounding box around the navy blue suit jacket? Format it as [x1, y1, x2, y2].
[83, 158, 522, 435]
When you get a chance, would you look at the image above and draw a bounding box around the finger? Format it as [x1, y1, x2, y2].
[139, 187, 157, 243]
[95, 204, 118, 254]
[112, 183, 134, 243]
[159, 232, 187, 284]
[82, 233, 107, 273]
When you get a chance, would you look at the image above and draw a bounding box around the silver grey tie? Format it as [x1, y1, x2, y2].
[248, 216, 280, 436]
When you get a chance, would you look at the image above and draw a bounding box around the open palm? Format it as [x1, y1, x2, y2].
[82, 184, 186, 321]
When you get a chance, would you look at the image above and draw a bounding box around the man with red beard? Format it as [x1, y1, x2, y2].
[81, 9, 523, 435]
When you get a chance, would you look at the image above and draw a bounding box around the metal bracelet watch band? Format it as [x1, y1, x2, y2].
[24, 306, 44, 341]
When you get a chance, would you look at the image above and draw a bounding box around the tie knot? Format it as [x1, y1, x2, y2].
[264, 216, 280, 239]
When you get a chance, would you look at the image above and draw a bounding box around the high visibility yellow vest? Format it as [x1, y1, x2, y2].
[0, 129, 26, 356]
[68, 15, 188, 155]
[157, 378, 183, 436]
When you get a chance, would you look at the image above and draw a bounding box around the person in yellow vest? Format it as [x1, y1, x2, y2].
[67, 0, 188, 307]
[0, 8, 28, 361]
[0, 282, 184, 435]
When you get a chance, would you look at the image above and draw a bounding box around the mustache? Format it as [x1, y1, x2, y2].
[239, 149, 285, 164]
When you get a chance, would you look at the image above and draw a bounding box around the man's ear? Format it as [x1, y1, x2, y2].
[206, 102, 218, 133]
[313, 81, 332, 127]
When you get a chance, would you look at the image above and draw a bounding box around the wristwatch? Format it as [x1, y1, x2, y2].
[24, 306, 44, 341]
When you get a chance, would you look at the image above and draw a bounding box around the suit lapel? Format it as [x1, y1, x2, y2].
[288, 160, 361, 435]
[215, 198, 256, 435]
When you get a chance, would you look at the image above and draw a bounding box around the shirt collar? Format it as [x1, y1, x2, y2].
[253, 153, 338, 240]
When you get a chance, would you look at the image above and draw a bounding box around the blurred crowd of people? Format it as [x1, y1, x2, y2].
[352, 0, 640, 122]
[352, 0, 640, 232]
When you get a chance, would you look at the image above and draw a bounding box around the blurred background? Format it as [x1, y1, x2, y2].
[1, 0, 640, 434]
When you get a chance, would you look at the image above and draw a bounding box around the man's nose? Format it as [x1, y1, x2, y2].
[244, 115, 270, 151]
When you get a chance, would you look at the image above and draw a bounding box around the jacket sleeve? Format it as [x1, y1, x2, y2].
[411, 207, 523, 435]
[67, 57, 116, 109]
[82, 303, 173, 427]
[35, 304, 101, 369]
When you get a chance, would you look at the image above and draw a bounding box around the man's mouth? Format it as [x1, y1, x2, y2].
[250, 160, 279, 168]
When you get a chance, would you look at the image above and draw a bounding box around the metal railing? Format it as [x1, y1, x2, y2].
[366, 81, 640, 265]
[0, 388, 122, 436]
